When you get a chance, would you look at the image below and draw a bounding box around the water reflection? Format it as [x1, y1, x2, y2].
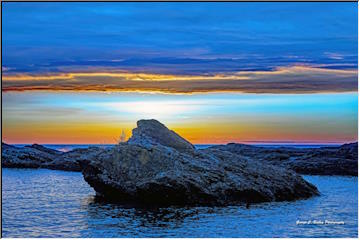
[83, 195, 218, 230]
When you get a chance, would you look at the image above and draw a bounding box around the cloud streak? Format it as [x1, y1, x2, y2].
[2, 66, 357, 94]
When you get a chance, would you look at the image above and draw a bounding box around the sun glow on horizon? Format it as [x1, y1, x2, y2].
[2, 91, 357, 145]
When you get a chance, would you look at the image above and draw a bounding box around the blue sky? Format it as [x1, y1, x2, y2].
[2, 2, 357, 74]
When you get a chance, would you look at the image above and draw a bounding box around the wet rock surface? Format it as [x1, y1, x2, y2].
[80, 120, 319, 206]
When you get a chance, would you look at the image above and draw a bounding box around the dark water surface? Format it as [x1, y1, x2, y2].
[2, 168, 358, 237]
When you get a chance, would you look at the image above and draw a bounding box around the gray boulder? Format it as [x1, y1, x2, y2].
[80, 119, 319, 206]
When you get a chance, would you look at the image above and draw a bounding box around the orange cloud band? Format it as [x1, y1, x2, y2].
[2, 66, 357, 94]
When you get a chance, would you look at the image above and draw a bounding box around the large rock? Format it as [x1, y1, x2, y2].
[211, 142, 358, 176]
[80, 119, 319, 206]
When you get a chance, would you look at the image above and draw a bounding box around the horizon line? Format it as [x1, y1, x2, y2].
[4, 141, 356, 146]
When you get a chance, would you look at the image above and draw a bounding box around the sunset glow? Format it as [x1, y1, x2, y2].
[2, 91, 357, 144]
[2, 2, 357, 144]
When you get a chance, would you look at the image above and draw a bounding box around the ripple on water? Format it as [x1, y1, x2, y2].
[2, 169, 358, 237]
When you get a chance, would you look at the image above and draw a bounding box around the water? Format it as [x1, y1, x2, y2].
[2, 168, 357, 237]
[14, 143, 342, 152]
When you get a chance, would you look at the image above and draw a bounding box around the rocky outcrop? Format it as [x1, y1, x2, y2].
[1, 142, 83, 171]
[127, 119, 195, 152]
[80, 119, 319, 206]
[24, 143, 61, 155]
[2, 143, 60, 169]
[2, 139, 357, 176]
[211, 142, 358, 176]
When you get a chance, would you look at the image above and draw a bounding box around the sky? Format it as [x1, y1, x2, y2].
[2, 2, 358, 144]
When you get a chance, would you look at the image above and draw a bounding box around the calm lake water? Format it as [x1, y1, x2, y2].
[2, 168, 357, 238]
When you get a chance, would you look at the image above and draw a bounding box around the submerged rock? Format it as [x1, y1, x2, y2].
[80, 119, 319, 206]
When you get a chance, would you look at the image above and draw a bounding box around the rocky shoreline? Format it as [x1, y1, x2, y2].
[2, 119, 357, 205]
[2, 138, 357, 176]
[2, 143, 104, 172]
[210, 142, 358, 176]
